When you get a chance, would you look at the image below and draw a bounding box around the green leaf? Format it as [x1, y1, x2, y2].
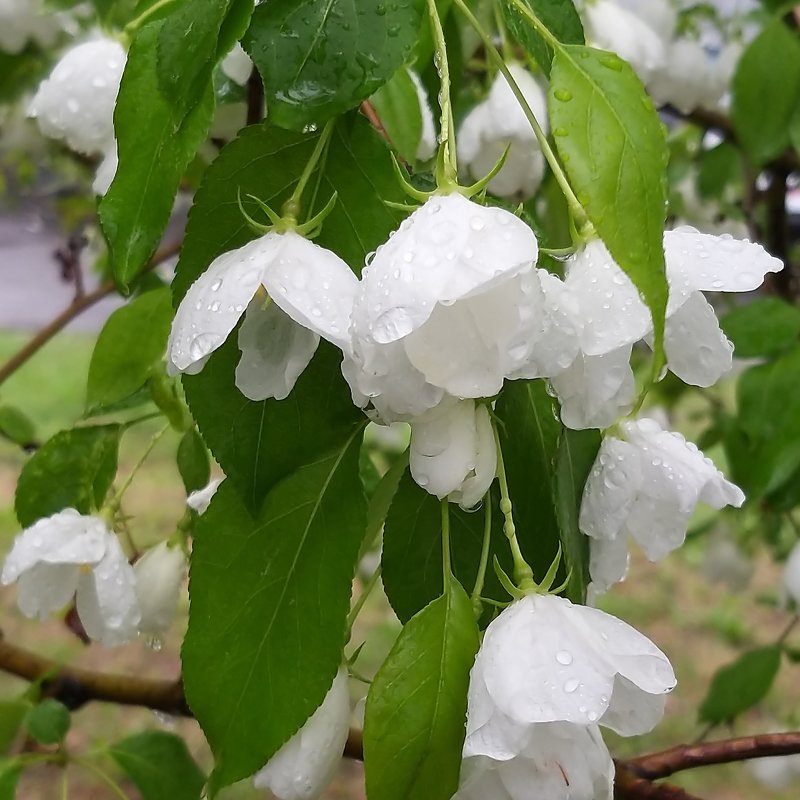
[699, 645, 782, 724]
[720, 298, 800, 359]
[549, 45, 668, 358]
[0, 700, 30, 755]
[732, 20, 800, 166]
[370, 67, 423, 162]
[502, 0, 584, 75]
[24, 700, 70, 745]
[0, 761, 20, 800]
[100, 21, 215, 289]
[157, 0, 254, 113]
[184, 340, 361, 512]
[244, 0, 424, 130]
[0, 406, 36, 447]
[364, 580, 479, 800]
[696, 141, 742, 200]
[177, 428, 211, 493]
[365, 449, 409, 547]
[15, 425, 121, 527]
[0, 45, 49, 103]
[382, 471, 510, 623]
[726, 347, 800, 499]
[182, 429, 367, 790]
[109, 731, 206, 800]
[86, 287, 173, 413]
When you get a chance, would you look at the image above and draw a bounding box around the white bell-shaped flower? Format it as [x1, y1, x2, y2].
[0, 0, 61, 54]
[464, 592, 675, 764]
[783, 541, 800, 606]
[580, 418, 745, 596]
[455, 722, 613, 800]
[221, 42, 253, 86]
[649, 39, 722, 114]
[409, 399, 496, 508]
[92, 141, 118, 196]
[458, 64, 548, 198]
[168, 230, 358, 401]
[133, 541, 186, 636]
[582, 0, 667, 83]
[28, 36, 126, 155]
[408, 70, 437, 162]
[253, 667, 350, 800]
[349, 194, 574, 414]
[1, 509, 140, 646]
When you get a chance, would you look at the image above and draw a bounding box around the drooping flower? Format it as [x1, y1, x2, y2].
[28, 35, 126, 193]
[253, 667, 350, 800]
[464, 592, 675, 762]
[133, 541, 186, 637]
[345, 193, 575, 422]
[1, 509, 140, 646]
[580, 418, 745, 597]
[186, 477, 223, 515]
[455, 722, 614, 800]
[408, 399, 496, 509]
[168, 231, 358, 401]
[458, 64, 549, 198]
[582, 0, 668, 84]
[220, 42, 253, 86]
[556, 228, 782, 429]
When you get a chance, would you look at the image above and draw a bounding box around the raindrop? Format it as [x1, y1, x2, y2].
[553, 89, 572, 102]
[563, 678, 580, 693]
[470, 217, 485, 231]
[210, 278, 222, 292]
[553, 127, 569, 138]
[555, 650, 573, 666]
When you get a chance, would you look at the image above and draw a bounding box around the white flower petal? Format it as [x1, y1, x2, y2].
[261, 231, 358, 349]
[92, 140, 117, 195]
[409, 399, 495, 504]
[134, 542, 186, 636]
[1, 509, 108, 584]
[16, 563, 80, 619]
[601, 675, 667, 736]
[783, 542, 800, 606]
[664, 226, 783, 308]
[551, 346, 636, 431]
[357, 194, 537, 344]
[168, 234, 280, 374]
[564, 240, 651, 356]
[662, 291, 733, 387]
[187, 477, 223, 514]
[220, 42, 252, 86]
[235, 298, 320, 401]
[587, 535, 630, 601]
[28, 37, 126, 154]
[254, 667, 350, 800]
[76, 536, 140, 646]
[408, 69, 437, 161]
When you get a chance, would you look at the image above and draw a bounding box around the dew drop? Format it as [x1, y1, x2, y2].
[555, 650, 573, 666]
[553, 89, 573, 102]
[563, 678, 580, 694]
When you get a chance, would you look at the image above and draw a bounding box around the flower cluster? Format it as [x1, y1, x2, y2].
[28, 34, 126, 194]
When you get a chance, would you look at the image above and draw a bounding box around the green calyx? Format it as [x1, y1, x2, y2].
[237, 189, 339, 239]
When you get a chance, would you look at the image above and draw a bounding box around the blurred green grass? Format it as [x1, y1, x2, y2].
[0, 329, 799, 799]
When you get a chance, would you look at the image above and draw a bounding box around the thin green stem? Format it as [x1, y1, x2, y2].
[504, 0, 559, 47]
[75, 759, 131, 800]
[471, 495, 493, 608]
[283, 120, 336, 222]
[123, 0, 177, 35]
[61, 768, 69, 800]
[346, 565, 383, 635]
[106, 424, 170, 513]
[441, 499, 453, 589]
[493, 2, 514, 63]
[452, 0, 587, 227]
[491, 420, 535, 591]
[426, 0, 458, 186]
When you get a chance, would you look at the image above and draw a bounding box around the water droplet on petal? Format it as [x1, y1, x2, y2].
[556, 650, 573, 666]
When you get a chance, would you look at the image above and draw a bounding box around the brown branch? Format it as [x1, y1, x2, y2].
[614, 762, 701, 800]
[629, 733, 800, 781]
[0, 238, 182, 388]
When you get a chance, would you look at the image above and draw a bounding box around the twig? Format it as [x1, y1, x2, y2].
[0, 238, 182, 388]
[614, 762, 701, 800]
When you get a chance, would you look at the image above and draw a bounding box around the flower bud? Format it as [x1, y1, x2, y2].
[134, 542, 186, 636]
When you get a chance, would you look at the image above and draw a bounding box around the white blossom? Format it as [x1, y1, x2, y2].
[458, 64, 548, 198]
[408, 69, 437, 162]
[582, 0, 667, 84]
[0, 509, 140, 646]
[346, 193, 574, 423]
[221, 42, 253, 86]
[455, 722, 613, 800]
[580, 418, 745, 597]
[28, 36, 126, 155]
[0, 0, 62, 54]
[168, 231, 358, 401]
[782, 541, 800, 606]
[408, 399, 496, 509]
[133, 542, 186, 636]
[186, 477, 223, 514]
[254, 667, 350, 800]
[464, 593, 675, 764]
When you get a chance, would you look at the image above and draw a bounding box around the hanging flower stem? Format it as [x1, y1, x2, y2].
[452, 0, 588, 230]
[492, 421, 536, 592]
[471, 495, 493, 615]
[426, 0, 459, 189]
[281, 120, 336, 224]
[346, 565, 383, 636]
[123, 0, 178, 37]
[441, 499, 453, 588]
